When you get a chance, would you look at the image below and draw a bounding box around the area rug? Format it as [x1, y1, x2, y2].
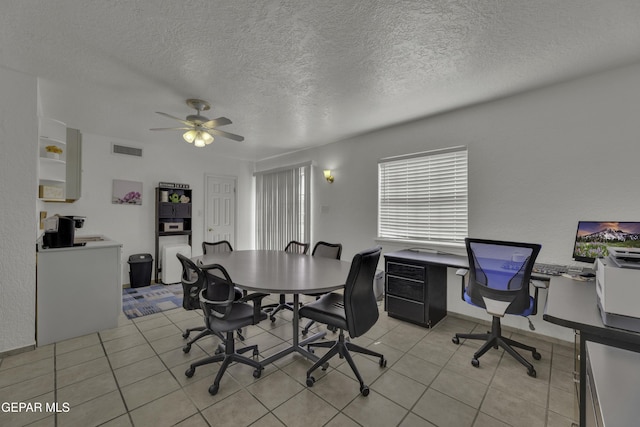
[122, 283, 184, 319]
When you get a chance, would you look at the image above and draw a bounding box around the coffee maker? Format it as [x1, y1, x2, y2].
[42, 215, 86, 249]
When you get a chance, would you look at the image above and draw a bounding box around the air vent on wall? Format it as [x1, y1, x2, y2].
[112, 143, 143, 157]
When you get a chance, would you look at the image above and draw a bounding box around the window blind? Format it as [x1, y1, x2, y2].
[378, 147, 468, 244]
[255, 164, 310, 250]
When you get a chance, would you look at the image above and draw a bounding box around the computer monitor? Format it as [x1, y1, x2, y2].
[572, 221, 640, 263]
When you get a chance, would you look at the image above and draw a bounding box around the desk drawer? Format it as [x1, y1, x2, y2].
[386, 261, 425, 281]
[386, 295, 425, 323]
[387, 275, 424, 301]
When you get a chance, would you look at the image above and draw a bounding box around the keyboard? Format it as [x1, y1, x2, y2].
[533, 263, 583, 276]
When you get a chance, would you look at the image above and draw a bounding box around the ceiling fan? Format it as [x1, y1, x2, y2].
[150, 99, 244, 147]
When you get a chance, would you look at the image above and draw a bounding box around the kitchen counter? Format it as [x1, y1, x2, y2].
[36, 236, 122, 345]
[37, 234, 121, 252]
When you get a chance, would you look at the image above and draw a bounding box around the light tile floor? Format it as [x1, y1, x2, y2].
[0, 296, 578, 427]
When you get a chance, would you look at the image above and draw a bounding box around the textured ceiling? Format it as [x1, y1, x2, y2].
[2, 0, 640, 161]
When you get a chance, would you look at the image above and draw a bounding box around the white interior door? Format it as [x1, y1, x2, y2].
[204, 175, 236, 248]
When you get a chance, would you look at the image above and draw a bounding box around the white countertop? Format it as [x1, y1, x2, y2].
[37, 235, 122, 252]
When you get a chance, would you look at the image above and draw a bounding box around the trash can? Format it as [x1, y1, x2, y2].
[128, 253, 153, 288]
[374, 269, 384, 301]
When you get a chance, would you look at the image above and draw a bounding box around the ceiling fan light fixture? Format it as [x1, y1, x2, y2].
[192, 130, 214, 148]
[153, 99, 244, 145]
[183, 129, 197, 143]
[194, 133, 206, 147]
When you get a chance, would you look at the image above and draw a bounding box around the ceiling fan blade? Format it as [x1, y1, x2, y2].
[149, 127, 192, 131]
[202, 117, 232, 129]
[155, 111, 193, 127]
[208, 128, 245, 142]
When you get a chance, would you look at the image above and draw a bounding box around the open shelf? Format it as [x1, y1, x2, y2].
[155, 184, 193, 283]
[38, 117, 67, 201]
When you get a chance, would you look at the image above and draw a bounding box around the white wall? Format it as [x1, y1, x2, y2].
[43, 133, 255, 285]
[0, 66, 38, 353]
[256, 62, 640, 342]
[3, 61, 638, 353]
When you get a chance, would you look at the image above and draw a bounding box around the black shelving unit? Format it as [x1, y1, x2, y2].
[154, 183, 192, 283]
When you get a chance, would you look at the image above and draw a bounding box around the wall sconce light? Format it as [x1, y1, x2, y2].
[323, 169, 334, 183]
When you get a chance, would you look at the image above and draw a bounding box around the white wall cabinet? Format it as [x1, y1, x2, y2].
[65, 127, 82, 201]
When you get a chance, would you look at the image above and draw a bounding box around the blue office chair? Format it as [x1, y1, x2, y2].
[452, 238, 543, 377]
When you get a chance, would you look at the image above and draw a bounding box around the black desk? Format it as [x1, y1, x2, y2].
[543, 276, 640, 426]
[384, 250, 467, 327]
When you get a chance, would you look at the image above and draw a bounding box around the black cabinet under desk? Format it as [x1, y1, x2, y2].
[384, 250, 467, 328]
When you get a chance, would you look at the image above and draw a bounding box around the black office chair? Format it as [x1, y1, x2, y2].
[185, 263, 268, 395]
[301, 241, 342, 335]
[202, 240, 233, 254]
[176, 254, 224, 354]
[300, 246, 387, 396]
[264, 241, 310, 322]
[197, 240, 247, 345]
[452, 238, 543, 377]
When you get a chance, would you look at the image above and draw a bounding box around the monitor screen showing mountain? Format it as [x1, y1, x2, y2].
[573, 221, 640, 263]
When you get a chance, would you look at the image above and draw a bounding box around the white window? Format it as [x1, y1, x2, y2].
[378, 146, 468, 245]
[255, 163, 311, 250]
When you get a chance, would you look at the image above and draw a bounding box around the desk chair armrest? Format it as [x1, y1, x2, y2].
[240, 292, 270, 322]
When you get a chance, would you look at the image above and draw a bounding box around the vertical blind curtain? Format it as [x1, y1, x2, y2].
[255, 164, 310, 250]
[378, 147, 468, 244]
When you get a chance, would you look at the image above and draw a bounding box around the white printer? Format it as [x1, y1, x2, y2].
[595, 247, 640, 332]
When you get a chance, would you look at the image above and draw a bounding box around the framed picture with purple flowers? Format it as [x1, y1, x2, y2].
[112, 179, 143, 205]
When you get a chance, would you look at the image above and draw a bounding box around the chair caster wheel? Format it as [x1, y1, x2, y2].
[301, 328, 309, 336]
[253, 368, 262, 379]
[452, 336, 460, 345]
[328, 325, 337, 333]
[182, 331, 190, 339]
[360, 385, 370, 396]
[270, 316, 276, 322]
[208, 384, 219, 395]
[528, 368, 537, 378]
[183, 345, 191, 353]
[532, 351, 542, 360]
[380, 357, 387, 368]
[253, 348, 259, 357]
[306, 376, 315, 387]
[471, 358, 480, 368]
[322, 363, 329, 371]
[185, 367, 195, 378]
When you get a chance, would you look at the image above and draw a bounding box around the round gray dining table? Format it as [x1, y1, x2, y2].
[192, 249, 353, 365]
